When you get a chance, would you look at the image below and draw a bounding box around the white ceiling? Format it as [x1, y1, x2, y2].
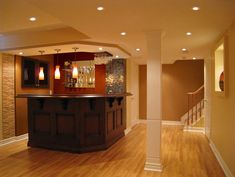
[0, 0, 235, 64]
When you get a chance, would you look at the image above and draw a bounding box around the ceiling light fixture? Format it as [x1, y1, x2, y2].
[19, 52, 23, 55]
[136, 48, 141, 52]
[97, 6, 104, 11]
[193, 57, 196, 60]
[54, 49, 61, 80]
[115, 55, 119, 58]
[39, 67, 45, 80]
[181, 48, 187, 52]
[29, 17, 37, 21]
[120, 32, 126, 36]
[72, 47, 79, 79]
[186, 32, 192, 36]
[94, 51, 113, 65]
[38, 50, 45, 81]
[192, 6, 200, 11]
[99, 47, 103, 51]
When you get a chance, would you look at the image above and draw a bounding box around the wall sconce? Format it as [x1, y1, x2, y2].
[39, 67, 45, 80]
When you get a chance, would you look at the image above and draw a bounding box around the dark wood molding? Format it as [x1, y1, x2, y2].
[16, 92, 132, 98]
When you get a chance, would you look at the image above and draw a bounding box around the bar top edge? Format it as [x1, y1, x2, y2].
[16, 93, 132, 98]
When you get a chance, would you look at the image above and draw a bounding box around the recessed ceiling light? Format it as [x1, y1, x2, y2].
[99, 47, 103, 51]
[115, 55, 119, 58]
[186, 32, 192, 36]
[97, 6, 104, 11]
[29, 17, 36, 21]
[120, 32, 126, 36]
[193, 57, 196, 60]
[136, 48, 141, 52]
[181, 48, 187, 52]
[19, 52, 23, 55]
[192, 6, 200, 11]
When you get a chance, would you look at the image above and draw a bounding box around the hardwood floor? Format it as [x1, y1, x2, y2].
[0, 124, 225, 177]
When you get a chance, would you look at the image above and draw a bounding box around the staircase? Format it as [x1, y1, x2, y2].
[184, 85, 205, 133]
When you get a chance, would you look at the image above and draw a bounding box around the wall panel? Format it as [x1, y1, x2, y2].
[139, 60, 204, 121]
[2, 54, 15, 139]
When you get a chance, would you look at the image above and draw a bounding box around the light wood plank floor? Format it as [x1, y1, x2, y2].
[0, 124, 225, 177]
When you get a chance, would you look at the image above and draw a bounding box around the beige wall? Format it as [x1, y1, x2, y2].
[139, 65, 147, 119]
[162, 60, 204, 121]
[126, 59, 139, 129]
[15, 55, 54, 136]
[211, 22, 235, 176]
[139, 60, 204, 121]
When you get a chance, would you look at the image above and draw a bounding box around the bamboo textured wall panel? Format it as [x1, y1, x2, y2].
[2, 54, 15, 139]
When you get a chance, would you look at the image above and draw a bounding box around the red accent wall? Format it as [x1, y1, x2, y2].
[53, 52, 106, 94]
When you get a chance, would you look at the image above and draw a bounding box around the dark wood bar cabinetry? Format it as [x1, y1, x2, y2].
[17, 93, 130, 153]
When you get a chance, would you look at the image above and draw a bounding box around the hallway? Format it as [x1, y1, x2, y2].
[0, 124, 225, 177]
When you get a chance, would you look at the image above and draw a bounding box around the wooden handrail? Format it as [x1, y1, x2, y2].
[187, 85, 204, 95]
[186, 85, 204, 126]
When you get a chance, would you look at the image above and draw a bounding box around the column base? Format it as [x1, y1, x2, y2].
[144, 162, 163, 172]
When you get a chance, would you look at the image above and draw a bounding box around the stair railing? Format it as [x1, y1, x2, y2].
[186, 85, 204, 126]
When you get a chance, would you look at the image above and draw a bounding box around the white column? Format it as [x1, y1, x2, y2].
[144, 30, 163, 172]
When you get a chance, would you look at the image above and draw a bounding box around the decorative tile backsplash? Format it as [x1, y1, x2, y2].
[106, 59, 126, 94]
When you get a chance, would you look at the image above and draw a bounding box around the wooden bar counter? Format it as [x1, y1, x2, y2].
[17, 93, 131, 153]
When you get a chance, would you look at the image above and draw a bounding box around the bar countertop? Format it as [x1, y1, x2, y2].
[16, 92, 132, 98]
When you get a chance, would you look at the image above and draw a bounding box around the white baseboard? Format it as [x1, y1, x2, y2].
[124, 127, 131, 135]
[138, 120, 183, 126]
[162, 120, 183, 126]
[131, 119, 140, 127]
[124, 118, 150, 135]
[144, 162, 162, 172]
[139, 119, 147, 124]
[125, 119, 142, 136]
[0, 134, 28, 147]
[183, 127, 205, 134]
[209, 140, 234, 177]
